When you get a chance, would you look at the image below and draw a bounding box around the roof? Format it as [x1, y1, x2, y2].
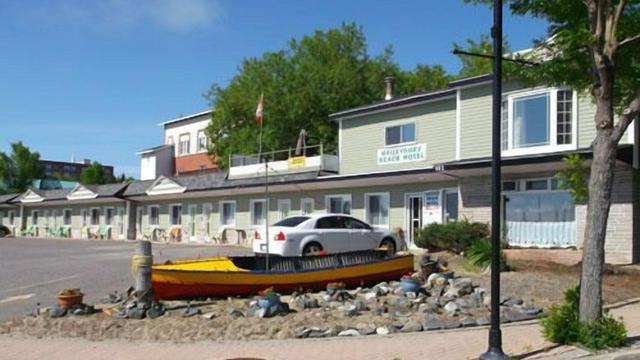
[159, 110, 212, 127]
[0, 193, 20, 204]
[328, 74, 494, 121]
[137, 144, 173, 155]
[84, 183, 129, 197]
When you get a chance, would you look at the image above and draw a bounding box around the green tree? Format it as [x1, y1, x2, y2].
[205, 23, 454, 168]
[467, 0, 640, 322]
[453, 34, 511, 79]
[80, 162, 112, 185]
[0, 142, 43, 194]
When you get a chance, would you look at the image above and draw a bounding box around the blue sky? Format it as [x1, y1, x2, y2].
[0, 0, 548, 178]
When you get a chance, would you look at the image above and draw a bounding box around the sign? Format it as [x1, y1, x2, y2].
[377, 143, 426, 165]
[288, 156, 306, 169]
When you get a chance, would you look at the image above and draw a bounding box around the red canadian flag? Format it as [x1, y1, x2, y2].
[255, 93, 264, 125]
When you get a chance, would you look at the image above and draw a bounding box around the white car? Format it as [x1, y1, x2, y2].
[252, 213, 397, 257]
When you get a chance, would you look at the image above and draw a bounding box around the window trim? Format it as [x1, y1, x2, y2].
[148, 205, 160, 227]
[300, 197, 315, 215]
[502, 87, 577, 157]
[63, 208, 72, 226]
[219, 200, 237, 228]
[31, 209, 39, 225]
[384, 122, 417, 148]
[104, 206, 115, 226]
[178, 133, 191, 156]
[364, 192, 390, 228]
[503, 178, 565, 194]
[249, 198, 267, 227]
[90, 207, 101, 226]
[277, 199, 291, 220]
[196, 130, 208, 153]
[325, 194, 352, 215]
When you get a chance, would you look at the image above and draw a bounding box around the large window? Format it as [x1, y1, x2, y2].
[178, 133, 191, 155]
[63, 209, 72, 226]
[385, 123, 415, 146]
[503, 89, 574, 154]
[365, 193, 390, 227]
[91, 208, 100, 226]
[197, 130, 208, 152]
[326, 194, 352, 215]
[250, 199, 267, 226]
[220, 201, 236, 227]
[149, 206, 160, 226]
[170, 204, 182, 225]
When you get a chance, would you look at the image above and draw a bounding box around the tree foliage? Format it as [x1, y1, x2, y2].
[0, 142, 43, 194]
[205, 23, 496, 168]
[80, 162, 112, 185]
[556, 154, 589, 202]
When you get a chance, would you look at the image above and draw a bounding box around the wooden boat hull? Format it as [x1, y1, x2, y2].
[152, 254, 414, 300]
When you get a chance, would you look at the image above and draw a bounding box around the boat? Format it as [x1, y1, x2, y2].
[151, 250, 414, 300]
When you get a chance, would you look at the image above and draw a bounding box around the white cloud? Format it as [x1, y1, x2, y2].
[23, 0, 223, 32]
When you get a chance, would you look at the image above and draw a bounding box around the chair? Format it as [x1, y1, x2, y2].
[21, 225, 38, 237]
[99, 226, 112, 240]
[168, 226, 182, 242]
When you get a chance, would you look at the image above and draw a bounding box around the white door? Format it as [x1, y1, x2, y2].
[423, 191, 442, 224]
[406, 194, 423, 248]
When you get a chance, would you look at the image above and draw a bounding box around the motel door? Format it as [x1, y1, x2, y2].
[406, 194, 423, 248]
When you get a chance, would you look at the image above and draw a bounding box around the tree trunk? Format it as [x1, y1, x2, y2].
[579, 100, 617, 322]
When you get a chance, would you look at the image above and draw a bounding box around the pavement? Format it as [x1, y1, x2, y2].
[0, 237, 251, 321]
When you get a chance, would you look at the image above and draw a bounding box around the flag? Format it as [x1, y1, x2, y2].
[255, 93, 264, 125]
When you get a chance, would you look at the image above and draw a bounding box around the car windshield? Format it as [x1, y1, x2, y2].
[273, 216, 310, 227]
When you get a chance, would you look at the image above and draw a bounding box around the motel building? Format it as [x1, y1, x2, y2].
[1, 74, 639, 264]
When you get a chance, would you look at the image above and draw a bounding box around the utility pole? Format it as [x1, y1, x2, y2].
[480, 0, 507, 359]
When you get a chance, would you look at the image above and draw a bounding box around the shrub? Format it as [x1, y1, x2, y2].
[541, 286, 627, 350]
[464, 239, 507, 270]
[414, 220, 489, 253]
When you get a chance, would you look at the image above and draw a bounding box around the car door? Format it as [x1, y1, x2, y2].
[314, 215, 348, 253]
[345, 217, 379, 251]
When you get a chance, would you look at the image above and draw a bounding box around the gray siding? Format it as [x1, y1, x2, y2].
[340, 99, 456, 175]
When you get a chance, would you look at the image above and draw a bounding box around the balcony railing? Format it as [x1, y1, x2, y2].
[228, 144, 339, 179]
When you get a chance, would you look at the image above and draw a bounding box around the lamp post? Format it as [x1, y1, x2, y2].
[480, 0, 507, 359]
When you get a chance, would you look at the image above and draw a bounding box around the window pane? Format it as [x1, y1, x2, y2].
[171, 206, 182, 225]
[222, 203, 235, 225]
[525, 179, 549, 191]
[274, 216, 309, 227]
[402, 123, 415, 143]
[501, 100, 508, 150]
[252, 201, 265, 225]
[316, 216, 339, 229]
[513, 94, 550, 148]
[502, 181, 517, 191]
[366, 194, 389, 225]
[445, 192, 459, 221]
[385, 126, 401, 145]
[557, 90, 573, 145]
[506, 192, 575, 222]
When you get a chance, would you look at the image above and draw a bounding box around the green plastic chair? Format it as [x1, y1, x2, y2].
[99, 226, 112, 240]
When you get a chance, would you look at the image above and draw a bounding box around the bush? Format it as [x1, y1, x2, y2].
[414, 220, 489, 253]
[464, 239, 507, 270]
[541, 286, 627, 350]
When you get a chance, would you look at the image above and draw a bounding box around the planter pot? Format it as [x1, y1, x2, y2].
[399, 279, 422, 293]
[257, 297, 281, 309]
[57, 294, 84, 309]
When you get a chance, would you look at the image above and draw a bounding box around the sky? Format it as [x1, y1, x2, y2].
[0, 0, 548, 178]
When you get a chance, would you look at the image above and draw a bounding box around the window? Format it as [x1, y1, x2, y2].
[170, 204, 182, 225]
[326, 195, 352, 215]
[385, 123, 415, 146]
[502, 181, 518, 191]
[250, 199, 267, 226]
[503, 89, 574, 154]
[63, 209, 72, 226]
[365, 193, 390, 227]
[344, 217, 371, 230]
[82, 209, 89, 226]
[8, 211, 15, 225]
[43, 210, 49, 227]
[32, 210, 39, 225]
[277, 199, 291, 220]
[557, 90, 573, 145]
[220, 201, 236, 227]
[105, 208, 114, 226]
[316, 216, 344, 229]
[197, 130, 208, 152]
[91, 208, 100, 226]
[149, 206, 160, 226]
[525, 179, 549, 191]
[178, 133, 191, 155]
[273, 216, 310, 227]
[300, 198, 314, 215]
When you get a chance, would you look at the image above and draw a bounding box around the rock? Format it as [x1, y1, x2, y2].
[443, 301, 460, 316]
[423, 318, 443, 331]
[406, 291, 417, 299]
[227, 308, 245, 318]
[363, 292, 378, 301]
[376, 326, 391, 335]
[504, 297, 524, 307]
[503, 308, 538, 322]
[291, 294, 320, 310]
[394, 309, 412, 318]
[386, 295, 409, 307]
[427, 273, 447, 287]
[391, 320, 406, 329]
[353, 299, 368, 312]
[477, 316, 491, 326]
[323, 327, 340, 337]
[338, 329, 360, 337]
[182, 306, 201, 318]
[401, 320, 423, 333]
[449, 278, 474, 296]
[443, 320, 462, 329]
[470, 292, 484, 307]
[201, 311, 217, 320]
[373, 283, 391, 296]
[392, 287, 406, 296]
[460, 316, 478, 327]
[417, 302, 438, 314]
[357, 324, 376, 336]
[455, 298, 475, 309]
[49, 307, 67, 318]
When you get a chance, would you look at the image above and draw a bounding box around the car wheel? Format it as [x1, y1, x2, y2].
[302, 242, 323, 256]
[379, 238, 396, 256]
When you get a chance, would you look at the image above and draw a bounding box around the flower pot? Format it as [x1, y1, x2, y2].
[399, 278, 422, 293]
[257, 297, 281, 309]
[57, 293, 84, 309]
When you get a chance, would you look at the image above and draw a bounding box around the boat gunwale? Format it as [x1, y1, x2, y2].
[152, 254, 414, 276]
